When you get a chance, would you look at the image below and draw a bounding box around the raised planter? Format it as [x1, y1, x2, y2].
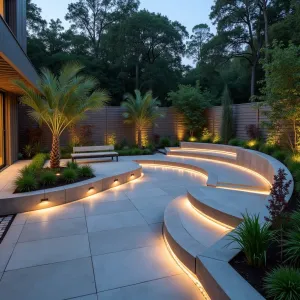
[0, 163, 142, 215]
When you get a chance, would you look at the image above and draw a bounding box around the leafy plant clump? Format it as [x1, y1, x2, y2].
[272, 150, 287, 163]
[228, 138, 244, 146]
[40, 170, 57, 187]
[265, 168, 292, 223]
[200, 128, 212, 143]
[15, 173, 38, 192]
[228, 213, 273, 268]
[62, 168, 78, 183]
[264, 267, 300, 300]
[66, 161, 79, 170]
[159, 137, 171, 148]
[78, 165, 94, 178]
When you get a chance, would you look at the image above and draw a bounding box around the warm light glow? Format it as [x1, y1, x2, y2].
[292, 154, 300, 163]
[168, 154, 272, 188]
[87, 187, 95, 194]
[216, 185, 270, 195]
[187, 200, 235, 230]
[114, 178, 119, 182]
[163, 232, 210, 300]
[56, 173, 61, 176]
[247, 140, 258, 148]
[140, 163, 208, 180]
[173, 148, 236, 158]
[188, 136, 198, 142]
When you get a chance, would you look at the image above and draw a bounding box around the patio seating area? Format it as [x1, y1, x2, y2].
[0, 143, 293, 299]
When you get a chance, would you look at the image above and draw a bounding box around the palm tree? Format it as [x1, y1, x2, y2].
[122, 90, 163, 148]
[15, 63, 109, 169]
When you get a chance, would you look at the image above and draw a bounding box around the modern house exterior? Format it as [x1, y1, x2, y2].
[0, 0, 38, 169]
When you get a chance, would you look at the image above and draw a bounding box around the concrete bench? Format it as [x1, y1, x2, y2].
[71, 146, 119, 162]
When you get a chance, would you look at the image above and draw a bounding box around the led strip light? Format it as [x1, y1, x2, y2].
[168, 154, 272, 188]
[163, 232, 211, 300]
[140, 163, 208, 180]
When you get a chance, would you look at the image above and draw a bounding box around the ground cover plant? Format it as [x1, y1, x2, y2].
[14, 156, 95, 193]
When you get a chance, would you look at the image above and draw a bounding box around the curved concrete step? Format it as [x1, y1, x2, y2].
[163, 196, 230, 273]
[167, 149, 236, 164]
[187, 186, 268, 224]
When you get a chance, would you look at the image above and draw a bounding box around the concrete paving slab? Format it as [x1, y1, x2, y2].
[125, 187, 167, 199]
[1, 225, 23, 245]
[18, 217, 87, 243]
[138, 206, 165, 224]
[6, 234, 90, 270]
[98, 273, 203, 300]
[84, 199, 136, 216]
[87, 210, 146, 233]
[92, 245, 182, 292]
[0, 243, 14, 272]
[27, 202, 85, 223]
[89, 225, 159, 256]
[0, 257, 96, 300]
[129, 194, 174, 210]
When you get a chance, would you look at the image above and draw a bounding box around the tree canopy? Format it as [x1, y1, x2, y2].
[26, 0, 300, 105]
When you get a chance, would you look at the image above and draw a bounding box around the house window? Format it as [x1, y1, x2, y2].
[4, 0, 17, 35]
[0, 93, 5, 169]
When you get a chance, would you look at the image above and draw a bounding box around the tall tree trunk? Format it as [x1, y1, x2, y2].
[250, 62, 257, 98]
[137, 129, 142, 149]
[50, 134, 60, 169]
[263, 6, 269, 59]
[135, 62, 139, 90]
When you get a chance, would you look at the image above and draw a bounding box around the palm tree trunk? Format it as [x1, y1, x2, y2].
[137, 129, 142, 149]
[50, 134, 60, 169]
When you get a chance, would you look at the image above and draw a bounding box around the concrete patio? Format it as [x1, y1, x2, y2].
[0, 151, 279, 299]
[0, 161, 208, 300]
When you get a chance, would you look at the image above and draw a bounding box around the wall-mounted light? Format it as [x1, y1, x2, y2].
[130, 174, 134, 177]
[114, 179, 119, 183]
[88, 187, 95, 194]
[40, 198, 49, 203]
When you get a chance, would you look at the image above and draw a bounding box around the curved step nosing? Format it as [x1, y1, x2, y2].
[167, 150, 236, 164]
[187, 191, 242, 228]
[163, 223, 196, 274]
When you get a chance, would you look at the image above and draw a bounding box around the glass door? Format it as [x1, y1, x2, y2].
[0, 93, 5, 169]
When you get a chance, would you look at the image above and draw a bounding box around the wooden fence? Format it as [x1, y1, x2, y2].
[206, 103, 271, 140]
[18, 106, 186, 151]
[18, 102, 273, 152]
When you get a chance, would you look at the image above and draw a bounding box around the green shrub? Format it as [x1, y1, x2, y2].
[264, 267, 300, 300]
[284, 229, 300, 266]
[40, 170, 57, 186]
[78, 165, 94, 178]
[131, 148, 142, 155]
[227, 213, 274, 267]
[200, 128, 212, 143]
[31, 153, 47, 170]
[23, 144, 35, 158]
[15, 173, 38, 192]
[272, 150, 287, 162]
[159, 137, 171, 148]
[20, 165, 36, 176]
[66, 161, 79, 170]
[143, 149, 152, 155]
[259, 143, 278, 155]
[228, 138, 243, 146]
[62, 168, 78, 183]
[244, 139, 261, 150]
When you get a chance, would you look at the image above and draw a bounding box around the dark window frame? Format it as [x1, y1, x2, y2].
[0, 91, 6, 170]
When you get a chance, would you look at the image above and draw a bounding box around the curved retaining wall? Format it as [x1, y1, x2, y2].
[163, 143, 294, 299]
[173, 142, 294, 191]
[0, 165, 142, 215]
